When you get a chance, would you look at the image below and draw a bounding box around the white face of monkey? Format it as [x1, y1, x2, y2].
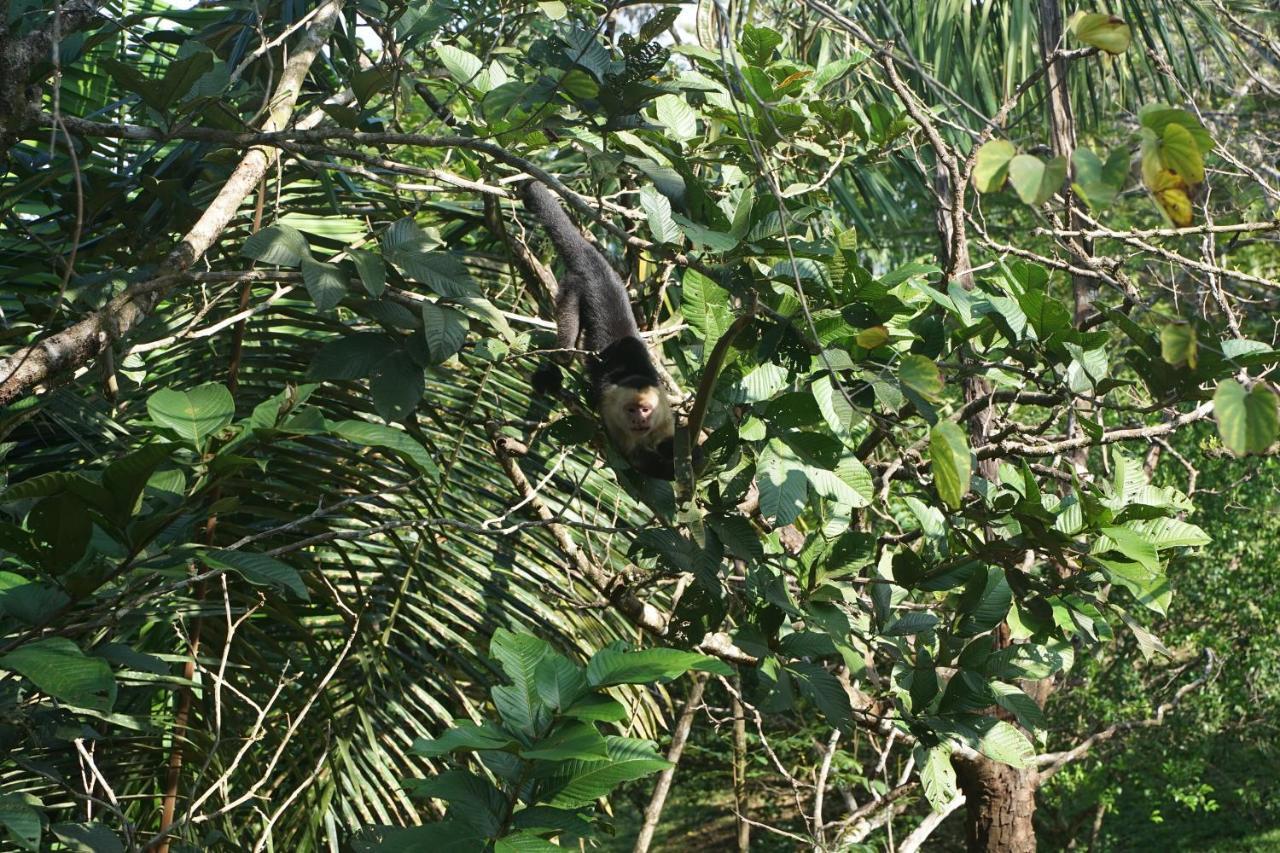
[602, 384, 672, 452]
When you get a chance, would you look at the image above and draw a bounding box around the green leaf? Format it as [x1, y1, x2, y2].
[654, 94, 697, 143]
[538, 0, 567, 19]
[522, 720, 609, 760]
[956, 566, 1012, 635]
[0, 637, 116, 712]
[329, 420, 439, 477]
[51, 822, 124, 853]
[883, 612, 939, 636]
[28, 492, 91, 570]
[242, 224, 310, 267]
[491, 630, 551, 731]
[147, 383, 234, 445]
[309, 333, 394, 381]
[350, 249, 387, 297]
[436, 43, 483, 88]
[757, 441, 809, 526]
[421, 301, 468, 363]
[1161, 122, 1206, 185]
[562, 693, 628, 722]
[413, 720, 517, 756]
[1097, 526, 1160, 573]
[899, 354, 944, 402]
[788, 661, 853, 730]
[930, 422, 971, 510]
[1071, 147, 1124, 208]
[680, 269, 733, 343]
[300, 256, 348, 311]
[1213, 379, 1278, 456]
[408, 771, 504, 836]
[1159, 323, 1197, 368]
[534, 654, 589, 710]
[1069, 11, 1131, 53]
[586, 647, 731, 686]
[1007, 154, 1067, 206]
[278, 213, 367, 243]
[979, 719, 1036, 768]
[370, 351, 424, 422]
[0, 794, 41, 851]
[973, 140, 1016, 193]
[639, 186, 683, 244]
[990, 681, 1047, 739]
[200, 549, 309, 600]
[545, 737, 670, 808]
[917, 745, 958, 812]
[740, 24, 783, 65]
[102, 443, 175, 525]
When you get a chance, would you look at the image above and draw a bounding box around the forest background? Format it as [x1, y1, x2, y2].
[0, 0, 1278, 850]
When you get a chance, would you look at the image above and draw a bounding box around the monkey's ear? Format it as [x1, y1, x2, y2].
[532, 361, 563, 396]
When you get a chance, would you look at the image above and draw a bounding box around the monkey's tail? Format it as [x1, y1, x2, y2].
[518, 180, 597, 277]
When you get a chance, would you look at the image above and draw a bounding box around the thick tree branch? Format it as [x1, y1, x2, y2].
[0, 2, 344, 406]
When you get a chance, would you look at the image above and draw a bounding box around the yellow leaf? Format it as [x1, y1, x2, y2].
[1069, 11, 1132, 54]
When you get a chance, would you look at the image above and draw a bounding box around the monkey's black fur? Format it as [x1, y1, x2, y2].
[520, 181, 678, 479]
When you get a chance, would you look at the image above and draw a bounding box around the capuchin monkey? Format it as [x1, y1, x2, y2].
[519, 180, 678, 480]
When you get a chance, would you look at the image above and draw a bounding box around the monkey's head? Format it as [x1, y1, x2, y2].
[601, 382, 672, 453]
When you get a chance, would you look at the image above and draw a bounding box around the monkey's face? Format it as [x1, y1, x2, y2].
[602, 384, 672, 453]
[623, 388, 662, 433]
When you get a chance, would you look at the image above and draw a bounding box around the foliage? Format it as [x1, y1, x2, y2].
[0, 0, 1277, 849]
[355, 630, 729, 851]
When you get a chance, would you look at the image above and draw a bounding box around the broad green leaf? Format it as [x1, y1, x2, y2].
[350, 249, 387, 297]
[1160, 323, 1197, 368]
[586, 647, 730, 686]
[370, 352, 424, 422]
[1214, 379, 1278, 455]
[545, 738, 670, 808]
[408, 771, 504, 836]
[422, 301, 468, 363]
[990, 681, 1047, 739]
[1097, 526, 1160, 573]
[639, 185, 682, 244]
[278, 214, 366, 243]
[200, 549, 309, 600]
[741, 24, 783, 65]
[329, 420, 439, 477]
[309, 333, 394, 381]
[898, 354, 943, 401]
[680, 269, 733, 343]
[562, 693, 628, 722]
[147, 383, 234, 445]
[28, 492, 91, 570]
[538, 0, 567, 19]
[242, 224, 310, 267]
[0, 794, 40, 851]
[51, 822, 124, 853]
[918, 745, 958, 812]
[788, 661, 853, 730]
[930, 422, 971, 510]
[855, 325, 889, 349]
[102, 443, 175, 525]
[1069, 11, 1131, 53]
[300, 256, 347, 311]
[413, 720, 517, 756]
[883, 612, 939, 636]
[975, 718, 1035, 768]
[491, 630, 550, 731]
[1007, 154, 1067, 206]
[522, 720, 609, 760]
[0, 637, 116, 712]
[757, 441, 809, 526]
[436, 43, 483, 88]
[1161, 122, 1205, 184]
[654, 94, 697, 142]
[495, 832, 564, 852]
[534, 653, 589, 710]
[973, 140, 1016, 193]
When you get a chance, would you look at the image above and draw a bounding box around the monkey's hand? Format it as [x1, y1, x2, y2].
[532, 361, 563, 396]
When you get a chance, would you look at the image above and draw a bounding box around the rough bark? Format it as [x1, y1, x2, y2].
[954, 757, 1039, 852]
[0, 0, 104, 154]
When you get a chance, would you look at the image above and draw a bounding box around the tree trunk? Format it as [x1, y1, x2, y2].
[954, 758, 1039, 852]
